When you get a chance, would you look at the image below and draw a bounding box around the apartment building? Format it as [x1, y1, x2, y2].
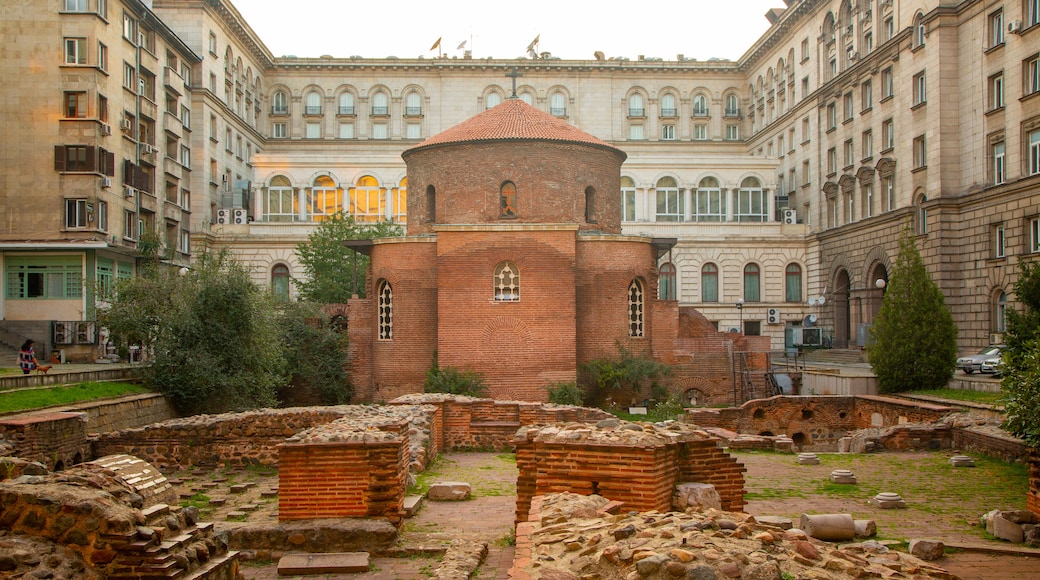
[3, 0, 1038, 358]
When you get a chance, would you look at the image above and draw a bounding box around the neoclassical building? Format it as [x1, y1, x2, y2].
[2, 0, 1038, 361]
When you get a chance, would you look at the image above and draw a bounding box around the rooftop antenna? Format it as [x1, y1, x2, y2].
[526, 34, 540, 59]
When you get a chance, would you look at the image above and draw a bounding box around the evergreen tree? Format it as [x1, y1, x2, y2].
[1001, 260, 1040, 447]
[868, 226, 957, 393]
[295, 212, 403, 303]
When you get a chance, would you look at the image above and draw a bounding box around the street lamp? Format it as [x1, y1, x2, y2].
[736, 298, 744, 332]
[875, 278, 887, 289]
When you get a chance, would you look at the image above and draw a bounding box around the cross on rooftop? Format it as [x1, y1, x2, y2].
[505, 67, 523, 98]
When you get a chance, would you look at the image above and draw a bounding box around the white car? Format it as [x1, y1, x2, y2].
[980, 354, 1004, 376]
[956, 346, 1004, 374]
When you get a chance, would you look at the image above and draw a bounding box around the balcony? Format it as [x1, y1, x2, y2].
[405, 106, 422, 116]
[163, 67, 183, 96]
[338, 106, 355, 115]
[660, 108, 677, 118]
[692, 109, 709, 118]
[550, 107, 566, 116]
[271, 106, 288, 116]
[371, 106, 389, 116]
[162, 112, 183, 138]
[725, 108, 742, 118]
[304, 106, 322, 116]
[628, 108, 645, 118]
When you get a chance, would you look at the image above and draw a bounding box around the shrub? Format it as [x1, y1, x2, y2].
[545, 381, 585, 406]
[424, 353, 487, 397]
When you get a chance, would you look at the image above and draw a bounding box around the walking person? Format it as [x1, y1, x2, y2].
[18, 339, 40, 375]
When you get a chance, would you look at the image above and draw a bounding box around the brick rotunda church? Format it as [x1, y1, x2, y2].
[343, 98, 768, 403]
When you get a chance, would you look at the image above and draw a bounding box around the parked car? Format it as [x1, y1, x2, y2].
[980, 353, 1004, 376]
[956, 345, 1004, 374]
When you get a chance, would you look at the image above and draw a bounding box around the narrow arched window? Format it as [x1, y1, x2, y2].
[271, 264, 290, 301]
[659, 263, 676, 300]
[550, 93, 566, 116]
[725, 94, 739, 116]
[584, 186, 596, 223]
[628, 94, 644, 117]
[995, 291, 1007, 333]
[486, 92, 502, 109]
[693, 94, 708, 116]
[305, 91, 321, 115]
[785, 264, 803, 303]
[628, 279, 645, 337]
[500, 181, 517, 217]
[494, 261, 520, 301]
[660, 94, 676, 117]
[272, 91, 288, 114]
[426, 185, 436, 222]
[372, 91, 388, 115]
[338, 92, 355, 115]
[701, 263, 718, 302]
[744, 263, 761, 302]
[378, 280, 393, 340]
[406, 91, 422, 115]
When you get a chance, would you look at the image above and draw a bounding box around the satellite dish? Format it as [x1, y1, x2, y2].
[803, 314, 817, 327]
[817, 296, 826, 306]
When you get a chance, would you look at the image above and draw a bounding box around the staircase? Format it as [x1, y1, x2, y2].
[103, 503, 241, 580]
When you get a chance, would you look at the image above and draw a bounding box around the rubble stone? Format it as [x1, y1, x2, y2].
[909, 539, 945, 561]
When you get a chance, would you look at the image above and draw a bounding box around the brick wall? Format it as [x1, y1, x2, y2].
[278, 438, 408, 523]
[0, 412, 89, 470]
[952, 428, 1031, 463]
[1029, 450, 1039, 518]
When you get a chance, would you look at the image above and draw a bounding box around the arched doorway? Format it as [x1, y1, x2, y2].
[834, 269, 851, 348]
[868, 264, 888, 324]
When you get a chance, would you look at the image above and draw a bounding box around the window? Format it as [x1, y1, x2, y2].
[272, 122, 287, 139]
[271, 265, 290, 302]
[628, 280, 644, 337]
[336, 122, 353, 139]
[843, 93, 854, 121]
[1029, 128, 1040, 175]
[97, 42, 108, 72]
[377, 280, 393, 338]
[913, 72, 927, 106]
[65, 199, 89, 228]
[736, 177, 767, 222]
[123, 62, 136, 90]
[5, 257, 83, 300]
[801, 76, 809, 99]
[883, 175, 895, 211]
[801, 117, 810, 142]
[990, 9, 1005, 47]
[628, 94, 645, 117]
[882, 118, 895, 151]
[56, 145, 91, 172]
[349, 176, 384, 222]
[305, 92, 321, 115]
[371, 91, 389, 115]
[614, 176, 635, 224]
[881, 67, 893, 99]
[485, 92, 502, 109]
[802, 159, 811, 186]
[659, 263, 676, 300]
[861, 80, 872, 111]
[995, 291, 1008, 333]
[827, 147, 837, 174]
[693, 94, 708, 117]
[661, 94, 676, 117]
[1031, 217, 1040, 253]
[800, 38, 809, 61]
[372, 123, 388, 139]
[862, 130, 873, 159]
[785, 264, 802, 303]
[995, 224, 1007, 258]
[550, 92, 565, 116]
[862, 183, 874, 218]
[519, 92, 533, 105]
[178, 229, 190, 254]
[844, 139, 855, 168]
[917, 194, 928, 234]
[864, 31, 873, 54]
[500, 181, 517, 217]
[743, 264, 761, 302]
[694, 177, 724, 222]
[264, 175, 295, 222]
[494, 262, 520, 301]
[124, 210, 136, 240]
[310, 175, 341, 220]
[661, 124, 675, 140]
[655, 177, 682, 221]
[913, 135, 927, 169]
[993, 141, 1006, 185]
[1030, 0, 1040, 26]
[64, 91, 87, 118]
[694, 124, 708, 140]
[406, 92, 422, 116]
[826, 103, 836, 130]
[883, 16, 895, 41]
[584, 186, 596, 222]
[628, 124, 644, 140]
[180, 145, 190, 168]
[725, 125, 739, 140]
[1026, 54, 1040, 96]
[337, 92, 355, 115]
[406, 124, 421, 139]
[701, 264, 718, 302]
[989, 72, 1005, 110]
[778, 135, 785, 156]
[913, 13, 926, 48]
[64, 0, 87, 10]
[272, 91, 288, 114]
[122, 12, 135, 41]
[208, 32, 217, 55]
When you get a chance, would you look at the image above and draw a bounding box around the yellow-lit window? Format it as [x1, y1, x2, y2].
[310, 175, 341, 221]
[350, 176, 384, 222]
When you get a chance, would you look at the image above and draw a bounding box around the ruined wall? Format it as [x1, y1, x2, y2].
[0, 412, 89, 470]
[1029, 450, 1040, 517]
[278, 425, 408, 523]
[65, 393, 178, 434]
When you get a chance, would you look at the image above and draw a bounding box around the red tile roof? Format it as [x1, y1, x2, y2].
[404, 98, 624, 158]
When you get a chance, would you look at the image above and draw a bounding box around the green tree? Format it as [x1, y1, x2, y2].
[278, 302, 352, 404]
[295, 212, 404, 303]
[1000, 260, 1040, 447]
[578, 342, 671, 404]
[423, 352, 488, 397]
[868, 226, 957, 393]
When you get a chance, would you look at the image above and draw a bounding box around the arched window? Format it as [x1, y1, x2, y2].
[405, 91, 422, 115]
[628, 279, 644, 337]
[371, 91, 389, 115]
[500, 181, 517, 217]
[305, 91, 321, 115]
[695, 177, 724, 222]
[785, 264, 803, 302]
[378, 280, 393, 340]
[264, 175, 295, 222]
[310, 175, 340, 221]
[725, 94, 740, 116]
[519, 92, 533, 105]
[271, 264, 290, 301]
[659, 263, 676, 300]
[701, 263, 719, 302]
[338, 92, 355, 115]
[628, 94, 644, 117]
[494, 261, 520, 301]
[994, 291, 1007, 333]
[913, 13, 926, 48]
[426, 184, 436, 222]
[486, 92, 502, 109]
[621, 176, 637, 222]
[584, 186, 596, 222]
[392, 177, 407, 223]
[550, 92, 566, 116]
[744, 263, 761, 302]
[660, 94, 676, 117]
[655, 176, 682, 222]
[272, 90, 288, 114]
[350, 176, 383, 222]
[736, 177, 766, 222]
[693, 94, 708, 116]
[916, 193, 928, 234]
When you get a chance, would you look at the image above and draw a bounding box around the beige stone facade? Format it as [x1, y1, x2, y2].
[3, 0, 1038, 357]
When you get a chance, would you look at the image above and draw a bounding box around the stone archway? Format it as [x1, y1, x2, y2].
[833, 269, 851, 349]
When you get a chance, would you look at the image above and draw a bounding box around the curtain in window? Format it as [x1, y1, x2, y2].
[744, 264, 761, 302]
[701, 264, 718, 302]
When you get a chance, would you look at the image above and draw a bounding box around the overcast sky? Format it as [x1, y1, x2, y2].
[234, 0, 782, 61]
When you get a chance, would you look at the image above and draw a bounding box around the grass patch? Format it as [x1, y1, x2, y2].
[494, 532, 516, 547]
[179, 492, 215, 519]
[0, 368, 24, 376]
[0, 381, 151, 413]
[908, 388, 1004, 405]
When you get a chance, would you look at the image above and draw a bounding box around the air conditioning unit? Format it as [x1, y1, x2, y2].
[100, 123, 112, 136]
[782, 208, 797, 224]
[120, 119, 133, 131]
[801, 327, 823, 346]
[141, 144, 157, 155]
[848, 51, 859, 61]
[1008, 19, 1023, 34]
[990, 333, 1004, 345]
[767, 308, 781, 324]
[232, 208, 248, 224]
[216, 209, 231, 224]
[53, 322, 70, 345]
[124, 186, 136, 199]
[100, 177, 111, 188]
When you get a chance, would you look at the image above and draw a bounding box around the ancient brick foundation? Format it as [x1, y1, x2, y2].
[514, 421, 745, 524]
[0, 411, 90, 471]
